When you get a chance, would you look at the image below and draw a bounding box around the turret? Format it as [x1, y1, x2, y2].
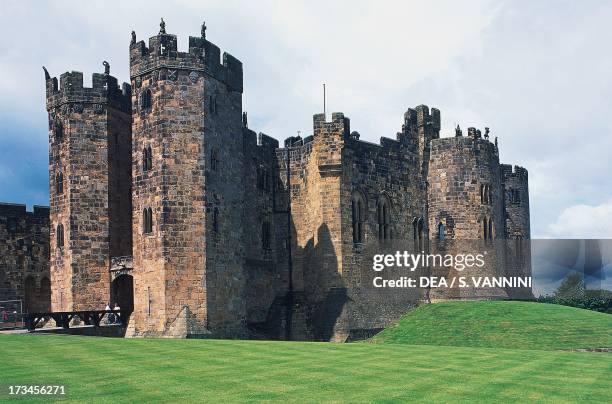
[501, 164, 530, 239]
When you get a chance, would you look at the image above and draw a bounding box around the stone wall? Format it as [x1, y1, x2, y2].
[0, 203, 50, 312]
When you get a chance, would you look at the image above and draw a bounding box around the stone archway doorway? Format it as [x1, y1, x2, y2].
[111, 274, 134, 313]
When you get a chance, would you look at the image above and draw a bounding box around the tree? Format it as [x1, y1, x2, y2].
[554, 272, 585, 299]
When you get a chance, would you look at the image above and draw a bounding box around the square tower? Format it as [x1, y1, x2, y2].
[45, 68, 132, 312]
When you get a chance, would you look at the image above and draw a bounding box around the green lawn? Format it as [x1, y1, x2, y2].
[0, 301, 610, 402]
[0, 335, 610, 403]
[370, 300, 612, 350]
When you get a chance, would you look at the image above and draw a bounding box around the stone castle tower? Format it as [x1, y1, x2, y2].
[44, 67, 132, 312]
[43, 20, 531, 340]
[128, 21, 246, 337]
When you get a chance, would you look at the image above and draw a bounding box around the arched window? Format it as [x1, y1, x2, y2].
[483, 216, 494, 241]
[257, 166, 270, 191]
[351, 192, 366, 244]
[481, 184, 493, 205]
[413, 217, 424, 248]
[209, 95, 217, 114]
[438, 222, 445, 241]
[143, 146, 152, 171]
[54, 120, 63, 141]
[143, 208, 153, 234]
[377, 196, 391, 240]
[140, 89, 152, 111]
[55, 172, 63, 194]
[262, 221, 271, 250]
[56, 224, 64, 248]
[210, 149, 218, 171]
[213, 207, 219, 232]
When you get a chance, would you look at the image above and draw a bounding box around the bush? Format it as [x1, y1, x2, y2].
[536, 294, 612, 314]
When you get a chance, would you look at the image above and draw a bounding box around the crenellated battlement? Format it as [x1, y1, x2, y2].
[501, 164, 528, 180]
[243, 127, 279, 150]
[129, 21, 242, 92]
[403, 105, 441, 130]
[430, 134, 499, 163]
[0, 202, 49, 219]
[44, 69, 131, 113]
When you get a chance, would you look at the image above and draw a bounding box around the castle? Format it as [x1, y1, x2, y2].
[1, 20, 531, 340]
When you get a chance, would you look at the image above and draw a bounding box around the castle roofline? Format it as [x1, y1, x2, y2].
[44, 67, 131, 113]
[129, 21, 242, 92]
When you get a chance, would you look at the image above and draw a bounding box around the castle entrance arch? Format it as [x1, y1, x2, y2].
[111, 274, 134, 313]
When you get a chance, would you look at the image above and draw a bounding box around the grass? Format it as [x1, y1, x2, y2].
[0, 301, 610, 402]
[0, 334, 610, 403]
[370, 300, 612, 350]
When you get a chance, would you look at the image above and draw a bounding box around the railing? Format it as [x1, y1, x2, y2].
[24, 310, 130, 332]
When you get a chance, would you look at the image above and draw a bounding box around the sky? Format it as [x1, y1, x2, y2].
[1, 0, 611, 238]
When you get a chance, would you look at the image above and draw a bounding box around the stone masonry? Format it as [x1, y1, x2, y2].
[20, 20, 532, 340]
[0, 203, 50, 313]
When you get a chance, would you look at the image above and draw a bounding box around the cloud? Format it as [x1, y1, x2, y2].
[0, 0, 610, 238]
[545, 201, 612, 238]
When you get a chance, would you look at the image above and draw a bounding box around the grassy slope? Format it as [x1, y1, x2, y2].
[0, 334, 610, 403]
[370, 301, 612, 350]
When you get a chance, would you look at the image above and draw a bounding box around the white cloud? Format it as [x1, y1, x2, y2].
[545, 200, 612, 239]
[0, 0, 611, 238]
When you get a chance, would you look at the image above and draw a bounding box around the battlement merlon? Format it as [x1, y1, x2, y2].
[242, 127, 280, 150]
[129, 28, 243, 92]
[403, 105, 441, 130]
[44, 69, 131, 113]
[313, 112, 351, 137]
[501, 164, 529, 180]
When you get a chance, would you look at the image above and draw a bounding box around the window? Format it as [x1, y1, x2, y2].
[209, 95, 217, 114]
[262, 221, 271, 250]
[213, 207, 219, 232]
[143, 208, 153, 234]
[483, 217, 493, 241]
[438, 222, 445, 241]
[413, 217, 424, 249]
[351, 192, 366, 243]
[54, 120, 63, 141]
[210, 149, 218, 171]
[377, 196, 391, 240]
[509, 189, 521, 204]
[55, 172, 63, 194]
[143, 146, 152, 171]
[56, 224, 64, 248]
[481, 184, 492, 205]
[257, 166, 270, 191]
[140, 89, 152, 111]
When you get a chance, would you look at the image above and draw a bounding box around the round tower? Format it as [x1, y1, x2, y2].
[426, 127, 507, 299]
[427, 128, 503, 240]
